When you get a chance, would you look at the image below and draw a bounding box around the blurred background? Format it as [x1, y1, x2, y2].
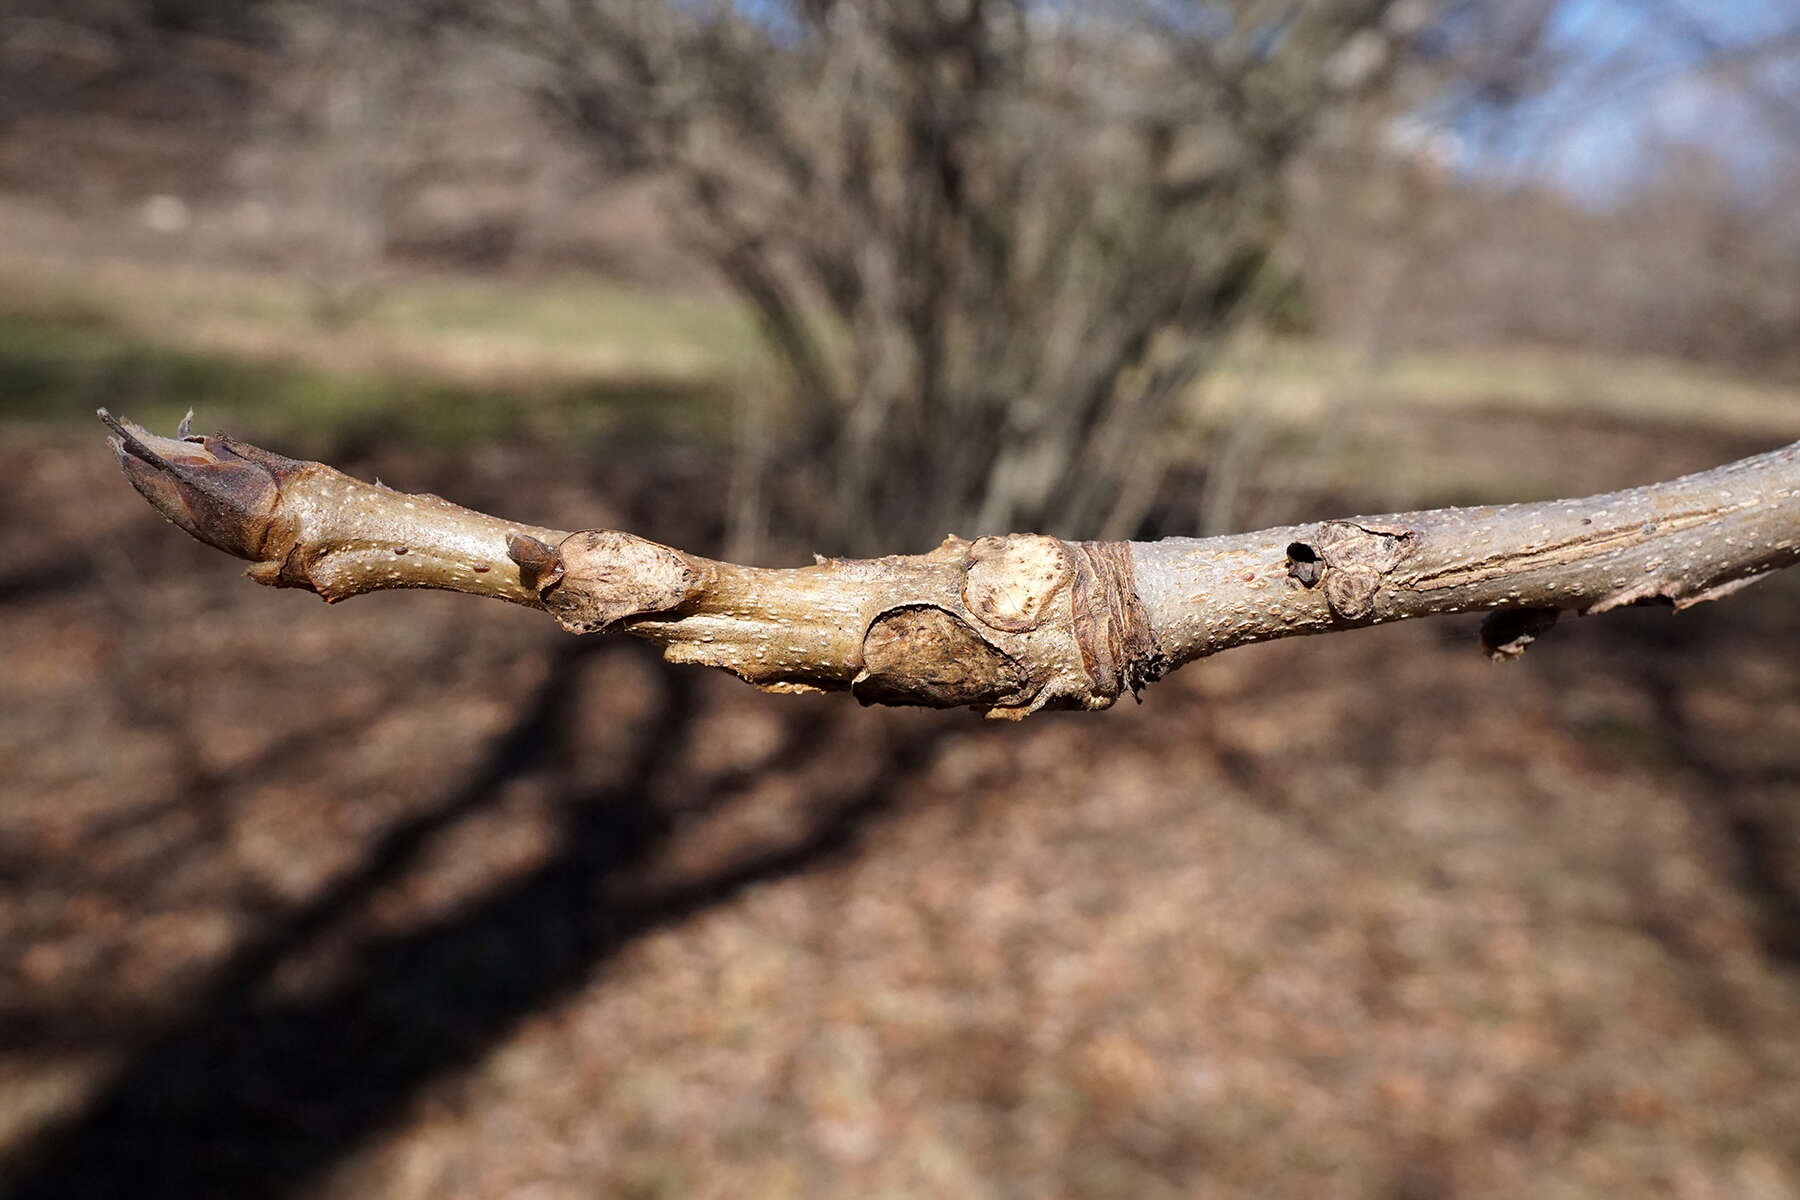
[2, 1, 1799, 1196]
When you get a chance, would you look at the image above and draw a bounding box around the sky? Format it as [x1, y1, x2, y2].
[720, 0, 1796, 205]
[1445, 0, 1800, 202]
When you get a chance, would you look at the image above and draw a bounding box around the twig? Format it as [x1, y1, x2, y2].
[103, 411, 1800, 718]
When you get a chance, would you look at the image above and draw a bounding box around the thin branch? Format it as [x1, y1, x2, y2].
[103, 411, 1800, 719]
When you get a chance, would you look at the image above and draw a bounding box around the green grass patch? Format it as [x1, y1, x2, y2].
[0, 259, 771, 387]
[0, 313, 731, 449]
[368, 274, 766, 363]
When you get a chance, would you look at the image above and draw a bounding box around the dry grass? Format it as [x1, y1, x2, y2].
[1197, 339, 1800, 442]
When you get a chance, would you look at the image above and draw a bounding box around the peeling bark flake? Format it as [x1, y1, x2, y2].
[1072, 541, 1165, 698]
[1480, 607, 1559, 661]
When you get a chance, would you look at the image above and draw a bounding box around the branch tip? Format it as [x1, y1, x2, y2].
[101, 410, 286, 561]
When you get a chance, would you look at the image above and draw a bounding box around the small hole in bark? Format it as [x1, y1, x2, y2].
[393, 545, 408, 555]
[1287, 543, 1323, 587]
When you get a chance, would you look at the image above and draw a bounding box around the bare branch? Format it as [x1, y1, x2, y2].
[105, 412, 1800, 718]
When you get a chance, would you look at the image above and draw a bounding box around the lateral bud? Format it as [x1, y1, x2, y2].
[516, 529, 711, 634]
[1309, 520, 1417, 621]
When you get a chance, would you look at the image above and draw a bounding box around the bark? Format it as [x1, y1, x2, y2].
[103, 411, 1800, 719]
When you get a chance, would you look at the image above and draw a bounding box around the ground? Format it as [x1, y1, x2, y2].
[1, 252, 1799, 1197]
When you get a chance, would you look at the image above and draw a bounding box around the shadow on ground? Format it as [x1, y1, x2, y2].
[6, 634, 942, 1199]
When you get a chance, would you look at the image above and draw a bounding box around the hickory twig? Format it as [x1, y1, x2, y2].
[103, 411, 1800, 718]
